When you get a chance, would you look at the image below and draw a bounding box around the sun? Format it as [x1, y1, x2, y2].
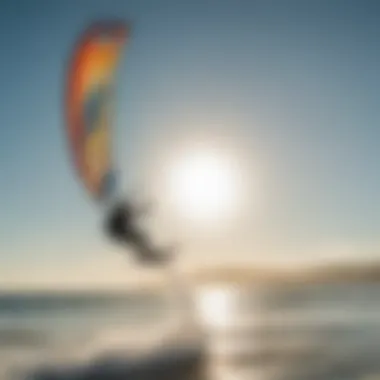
[166, 148, 240, 224]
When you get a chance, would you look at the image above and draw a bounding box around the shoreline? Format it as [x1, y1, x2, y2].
[3, 261, 380, 293]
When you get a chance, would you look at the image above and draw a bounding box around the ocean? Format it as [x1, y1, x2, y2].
[2, 282, 380, 380]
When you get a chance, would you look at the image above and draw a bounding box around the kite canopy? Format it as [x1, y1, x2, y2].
[65, 21, 129, 202]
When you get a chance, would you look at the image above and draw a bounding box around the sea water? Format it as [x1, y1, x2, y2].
[2, 283, 380, 380]
[0, 291, 172, 379]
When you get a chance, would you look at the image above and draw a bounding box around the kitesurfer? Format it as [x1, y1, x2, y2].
[65, 22, 175, 267]
[105, 200, 173, 265]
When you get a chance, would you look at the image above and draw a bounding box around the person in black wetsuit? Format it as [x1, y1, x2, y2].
[105, 200, 172, 265]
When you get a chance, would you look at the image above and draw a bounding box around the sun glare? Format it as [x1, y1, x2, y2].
[166, 149, 240, 224]
[195, 287, 232, 327]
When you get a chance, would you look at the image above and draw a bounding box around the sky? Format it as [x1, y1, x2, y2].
[1, 0, 380, 288]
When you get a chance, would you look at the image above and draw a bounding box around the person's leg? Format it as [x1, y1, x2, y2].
[128, 229, 154, 255]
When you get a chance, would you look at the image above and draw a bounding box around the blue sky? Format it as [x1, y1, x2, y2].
[1, 0, 380, 287]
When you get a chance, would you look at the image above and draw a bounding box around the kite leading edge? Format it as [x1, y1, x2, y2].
[65, 20, 129, 203]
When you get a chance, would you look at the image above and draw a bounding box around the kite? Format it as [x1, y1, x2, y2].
[65, 20, 129, 202]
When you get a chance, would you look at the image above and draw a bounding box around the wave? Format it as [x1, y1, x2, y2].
[0, 292, 160, 316]
[4, 328, 205, 380]
[28, 344, 203, 380]
[0, 328, 50, 348]
[0, 314, 204, 380]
